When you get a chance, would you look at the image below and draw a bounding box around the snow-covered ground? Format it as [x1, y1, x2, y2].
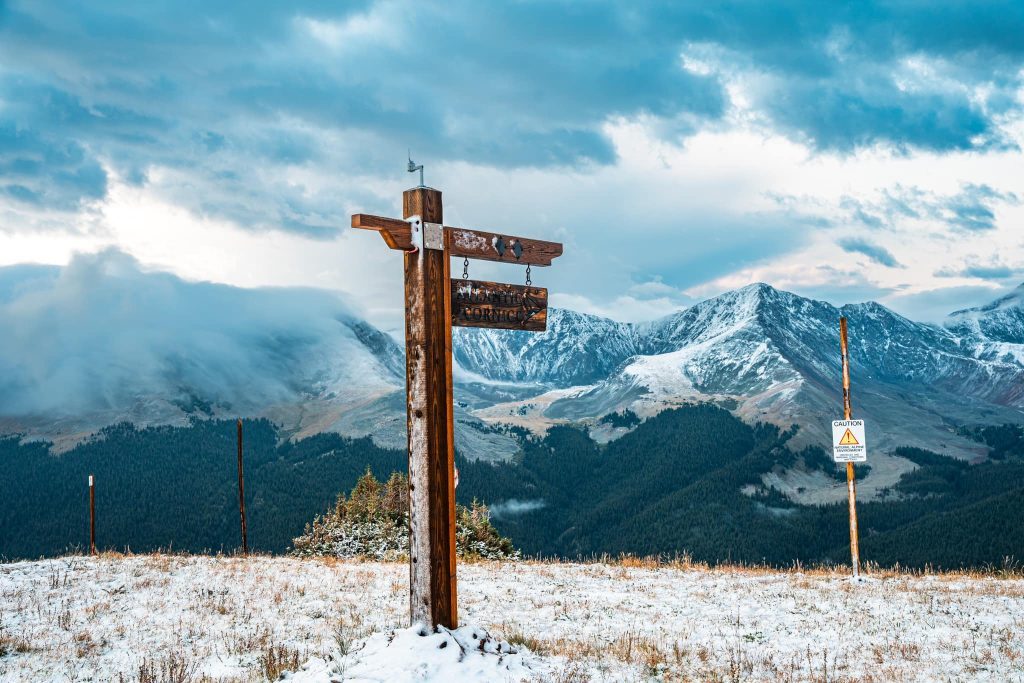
[2, 555, 1023, 682]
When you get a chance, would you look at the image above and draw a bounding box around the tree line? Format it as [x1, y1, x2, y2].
[1, 408, 1022, 569]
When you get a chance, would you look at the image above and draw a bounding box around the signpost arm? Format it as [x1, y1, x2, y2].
[840, 317, 861, 577]
[403, 187, 458, 628]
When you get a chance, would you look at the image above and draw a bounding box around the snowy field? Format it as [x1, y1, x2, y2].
[1, 555, 1023, 682]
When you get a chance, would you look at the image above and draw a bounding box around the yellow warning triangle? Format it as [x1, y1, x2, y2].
[839, 428, 859, 446]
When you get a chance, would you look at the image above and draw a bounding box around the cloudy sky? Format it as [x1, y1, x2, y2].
[2, 1, 1023, 333]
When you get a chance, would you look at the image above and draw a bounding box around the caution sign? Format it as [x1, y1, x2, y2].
[832, 420, 867, 462]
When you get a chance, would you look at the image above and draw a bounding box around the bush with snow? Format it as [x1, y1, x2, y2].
[291, 470, 520, 561]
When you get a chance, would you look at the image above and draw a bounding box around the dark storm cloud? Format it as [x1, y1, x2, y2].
[944, 184, 1012, 232]
[0, 123, 107, 212]
[961, 264, 1016, 279]
[837, 238, 903, 268]
[936, 259, 1022, 280]
[840, 184, 1017, 232]
[1, 1, 1022, 233]
[886, 283, 1018, 322]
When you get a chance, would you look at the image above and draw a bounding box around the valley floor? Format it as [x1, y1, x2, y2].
[1, 555, 1022, 682]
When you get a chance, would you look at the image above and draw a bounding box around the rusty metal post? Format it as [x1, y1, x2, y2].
[89, 474, 96, 556]
[840, 317, 861, 577]
[237, 419, 249, 555]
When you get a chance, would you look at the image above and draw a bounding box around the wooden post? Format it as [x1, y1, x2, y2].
[351, 186, 561, 629]
[403, 187, 458, 628]
[88, 474, 96, 556]
[840, 317, 861, 577]
[237, 418, 249, 555]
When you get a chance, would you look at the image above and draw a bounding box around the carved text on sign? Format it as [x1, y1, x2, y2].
[451, 279, 548, 331]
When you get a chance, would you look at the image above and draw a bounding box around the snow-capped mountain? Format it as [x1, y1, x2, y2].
[0, 252, 520, 460]
[456, 283, 1024, 461]
[0, 253, 407, 449]
[453, 308, 639, 386]
[3, 252, 1023, 464]
[946, 283, 1024, 345]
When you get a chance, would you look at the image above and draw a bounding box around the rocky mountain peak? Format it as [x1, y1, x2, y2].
[945, 282, 1024, 344]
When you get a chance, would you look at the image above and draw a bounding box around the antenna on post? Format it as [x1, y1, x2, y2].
[407, 151, 424, 188]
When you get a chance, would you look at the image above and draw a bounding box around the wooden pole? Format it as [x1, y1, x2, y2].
[403, 186, 458, 628]
[840, 317, 861, 577]
[88, 474, 96, 556]
[237, 419, 248, 555]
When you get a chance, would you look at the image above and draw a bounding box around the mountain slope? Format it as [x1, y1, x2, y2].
[0, 252, 404, 448]
[452, 308, 639, 386]
[3, 253, 1023, 468]
[0, 252, 527, 459]
[462, 283, 1024, 472]
[946, 283, 1024, 344]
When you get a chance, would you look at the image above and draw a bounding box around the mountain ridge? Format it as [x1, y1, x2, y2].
[1, 255, 1022, 468]
[462, 280, 1024, 492]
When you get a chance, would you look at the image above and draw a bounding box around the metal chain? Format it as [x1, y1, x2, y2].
[462, 257, 469, 279]
[525, 264, 532, 286]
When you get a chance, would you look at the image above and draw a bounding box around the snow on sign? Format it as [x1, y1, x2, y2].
[832, 420, 867, 462]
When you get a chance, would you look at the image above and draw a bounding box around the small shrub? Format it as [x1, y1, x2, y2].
[291, 470, 519, 561]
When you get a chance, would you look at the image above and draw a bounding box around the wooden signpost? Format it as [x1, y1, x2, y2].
[352, 176, 562, 629]
[838, 317, 862, 577]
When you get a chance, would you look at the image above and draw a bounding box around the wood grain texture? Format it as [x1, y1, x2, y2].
[402, 187, 458, 629]
[451, 279, 548, 331]
[447, 226, 563, 266]
[351, 213, 414, 251]
[350, 214, 563, 264]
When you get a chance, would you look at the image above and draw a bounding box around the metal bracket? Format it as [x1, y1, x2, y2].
[423, 222, 444, 251]
[407, 216, 444, 251]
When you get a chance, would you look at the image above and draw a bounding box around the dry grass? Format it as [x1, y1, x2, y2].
[1, 553, 1022, 681]
[526, 552, 1024, 581]
[0, 630, 34, 656]
[118, 654, 198, 683]
[258, 644, 303, 680]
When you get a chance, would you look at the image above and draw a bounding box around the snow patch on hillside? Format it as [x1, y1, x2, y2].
[471, 384, 595, 433]
[288, 624, 536, 682]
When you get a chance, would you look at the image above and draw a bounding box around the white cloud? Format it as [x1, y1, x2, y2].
[2, 112, 1023, 329]
[0, 249, 400, 416]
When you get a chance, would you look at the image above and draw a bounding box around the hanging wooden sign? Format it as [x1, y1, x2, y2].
[452, 279, 548, 331]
